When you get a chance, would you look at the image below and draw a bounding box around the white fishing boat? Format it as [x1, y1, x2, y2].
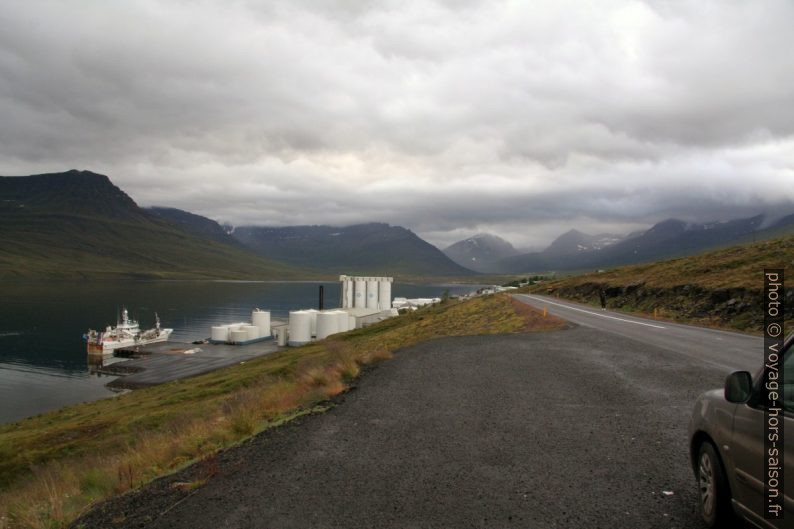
[85, 308, 173, 354]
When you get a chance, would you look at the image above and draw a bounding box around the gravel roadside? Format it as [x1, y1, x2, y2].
[75, 326, 722, 529]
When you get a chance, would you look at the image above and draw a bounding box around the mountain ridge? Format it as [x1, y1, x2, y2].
[0, 171, 307, 279]
[232, 222, 475, 276]
[443, 233, 519, 273]
[146, 206, 242, 247]
[0, 169, 145, 220]
[495, 213, 793, 274]
[0, 170, 475, 278]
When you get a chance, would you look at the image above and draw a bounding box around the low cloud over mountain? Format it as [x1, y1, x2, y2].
[1, 1, 793, 248]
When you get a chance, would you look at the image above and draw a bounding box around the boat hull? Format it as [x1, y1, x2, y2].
[87, 329, 173, 355]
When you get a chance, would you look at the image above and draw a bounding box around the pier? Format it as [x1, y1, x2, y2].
[101, 341, 280, 390]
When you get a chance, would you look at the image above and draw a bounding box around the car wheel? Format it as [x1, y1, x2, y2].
[697, 441, 733, 527]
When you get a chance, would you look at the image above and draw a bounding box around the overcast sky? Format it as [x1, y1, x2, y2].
[1, 0, 793, 249]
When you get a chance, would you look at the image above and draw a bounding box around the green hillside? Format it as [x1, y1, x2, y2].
[0, 171, 311, 280]
[527, 234, 794, 333]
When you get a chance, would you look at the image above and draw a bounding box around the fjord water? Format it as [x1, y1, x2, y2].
[0, 280, 479, 424]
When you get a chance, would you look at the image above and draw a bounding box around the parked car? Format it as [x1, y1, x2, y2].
[688, 332, 793, 527]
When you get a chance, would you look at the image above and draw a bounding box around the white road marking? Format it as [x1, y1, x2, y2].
[519, 295, 667, 330]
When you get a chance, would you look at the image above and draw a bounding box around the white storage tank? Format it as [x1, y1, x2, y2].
[242, 325, 260, 341]
[252, 310, 271, 337]
[334, 310, 349, 332]
[288, 311, 312, 346]
[354, 279, 366, 309]
[230, 329, 249, 343]
[275, 327, 288, 346]
[316, 311, 339, 340]
[344, 279, 354, 308]
[211, 325, 229, 342]
[392, 297, 407, 309]
[305, 309, 319, 337]
[366, 278, 379, 309]
[378, 279, 392, 310]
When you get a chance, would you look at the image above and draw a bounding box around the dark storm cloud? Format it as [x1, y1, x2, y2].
[0, 0, 792, 248]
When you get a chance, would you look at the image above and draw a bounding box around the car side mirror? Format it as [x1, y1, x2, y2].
[724, 371, 753, 403]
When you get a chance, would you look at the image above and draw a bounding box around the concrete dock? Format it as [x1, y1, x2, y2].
[102, 341, 280, 390]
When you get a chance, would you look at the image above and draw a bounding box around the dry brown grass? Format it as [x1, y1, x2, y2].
[509, 298, 568, 331]
[535, 235, 794, 291]
[524, 235, 794, 333]
[0, 293, 556, 529]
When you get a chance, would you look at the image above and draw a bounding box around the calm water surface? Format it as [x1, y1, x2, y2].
[0, 280, 480, 423]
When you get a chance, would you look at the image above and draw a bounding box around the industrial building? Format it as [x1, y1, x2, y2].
[285, 275, 396, 346]
[205, 276, 398, 348]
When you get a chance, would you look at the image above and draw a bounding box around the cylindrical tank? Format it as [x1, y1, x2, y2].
[230, 329, 248, 343]
[276, 327, 287, 346]
[305, 309, 319, 337]
[366, 279, 379, 309]
[252, 310, 271, 337]
[334, 310, 349, 332]
[288, 311, 311, 346]
[344, 279, 353, 308]
[348, 315, 356, 330]
[316, 311, 339, 340]
[378, 280, 391, 311]
[242, 325, 259, 341]
[354, 279, 366, 308]
[211, 325, 229, 342]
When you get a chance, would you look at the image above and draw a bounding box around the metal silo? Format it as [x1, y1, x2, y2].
[345, 278, 354, 308]
[334, 310, 349, 332]
[354, 279, 366, 309]
[241, 325, 260, 341]
[288, 311, 311, 346]
[366, 278, 379, 309]
[230, 329, 249, 344]
[378, 278, 392, 310]
[211, 325, 229, 343]
[305, 309, 319, 337]
[252, 310, 271, 337]
[316, 311, 339, 340]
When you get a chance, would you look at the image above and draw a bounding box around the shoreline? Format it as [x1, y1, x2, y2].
[0, 294, 565, 529]
[0, 281, 484, 425]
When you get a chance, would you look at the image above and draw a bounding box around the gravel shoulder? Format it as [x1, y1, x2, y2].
[75, 326, 721, 529]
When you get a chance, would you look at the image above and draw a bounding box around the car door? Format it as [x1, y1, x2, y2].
[730, 348, 794, 525]
[782, 348, 794, 521]
[729, 391, 766, 520]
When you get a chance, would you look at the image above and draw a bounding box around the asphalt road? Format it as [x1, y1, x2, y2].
[78, 325, 729, 529]
[514, 293, 762, 373]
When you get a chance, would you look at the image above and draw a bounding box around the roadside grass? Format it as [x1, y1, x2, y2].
[533, 235, 794, 291]
[0, 294, 565, 529]
[524, 235, 794, 333]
